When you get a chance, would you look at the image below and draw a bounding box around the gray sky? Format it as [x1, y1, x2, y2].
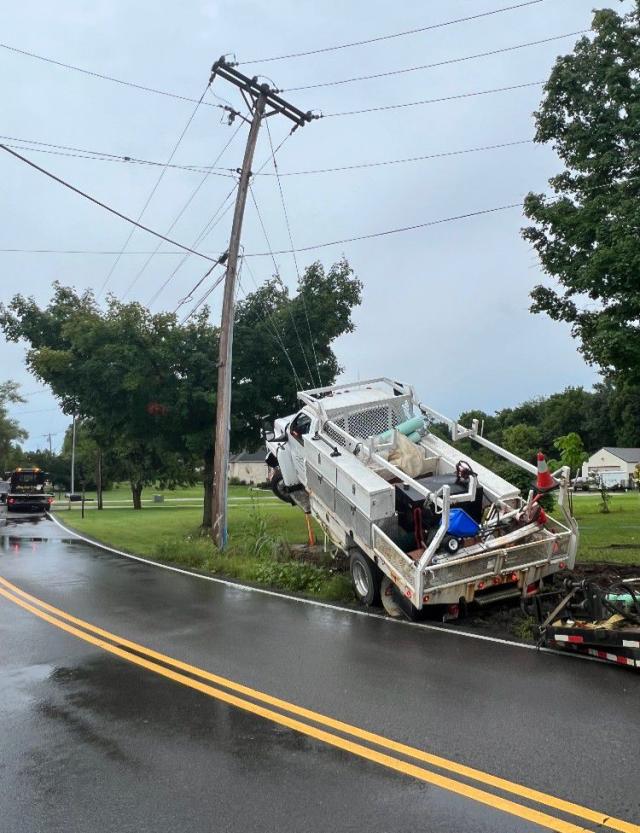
[2, 0, 631, 451]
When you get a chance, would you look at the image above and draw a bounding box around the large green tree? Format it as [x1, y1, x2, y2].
[0, 258, 362, 526]
[523, 3, 640, 382]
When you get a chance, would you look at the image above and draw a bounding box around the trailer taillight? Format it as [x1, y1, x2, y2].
[510, 572, 518, 582]
[559, 561, 567, 569]
[492, 576, 502, 585]
[477, 580, 485, 590]
[526, 582, 540, 595]
[8, 498, 15, 504]
[422, 594, 430, 604]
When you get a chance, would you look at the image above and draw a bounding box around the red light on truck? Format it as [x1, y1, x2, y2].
[492, 576, 502, 585]
[559, 561, 567, 569]
[477, 580, 485, 590]
[526, 582, 540, 595]
[423, 594, 430, 604]
[510, 572, 518, 582]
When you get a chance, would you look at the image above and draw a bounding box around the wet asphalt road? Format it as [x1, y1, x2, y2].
[1, 514, 639, 833]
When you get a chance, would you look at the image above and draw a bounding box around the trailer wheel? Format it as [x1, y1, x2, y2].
[270, 468, 295, 506]
[350, 551, 382, 607]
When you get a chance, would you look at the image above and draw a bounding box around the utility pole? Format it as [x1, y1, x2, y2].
[46, 433, 52, 454]
[209, 57, 314, 548]
[70, 415, 76, 495]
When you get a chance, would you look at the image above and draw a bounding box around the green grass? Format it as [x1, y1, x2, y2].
[569, 491, 640, 565]
[55, 499, 353, 603]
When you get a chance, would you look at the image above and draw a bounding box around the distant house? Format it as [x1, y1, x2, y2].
[582, 447, 640, 486]
[228, 450, 268, 485]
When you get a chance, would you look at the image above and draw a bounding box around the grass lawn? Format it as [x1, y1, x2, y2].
[569, 491, 640, 565]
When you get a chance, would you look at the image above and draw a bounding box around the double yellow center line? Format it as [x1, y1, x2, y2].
[0, 574, 636, 833]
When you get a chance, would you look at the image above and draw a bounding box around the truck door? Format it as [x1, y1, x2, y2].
[288, 411, 313, 486]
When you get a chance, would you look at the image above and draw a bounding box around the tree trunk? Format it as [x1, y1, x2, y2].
[131, 480, 143, 510]
[96, 449, 103, 510]
[202, 449, 213, 529]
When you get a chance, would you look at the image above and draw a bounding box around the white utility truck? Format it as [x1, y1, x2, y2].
[265, 378, 578, 619]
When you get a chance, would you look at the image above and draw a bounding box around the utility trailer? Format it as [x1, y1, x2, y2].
[266, 378, 578, 619]
[5, 467, 54, 514]
[530, 576, 640, 670]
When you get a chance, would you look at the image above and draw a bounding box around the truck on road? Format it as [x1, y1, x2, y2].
[266, 379, 578, 619]
[5, 467, 54, 514]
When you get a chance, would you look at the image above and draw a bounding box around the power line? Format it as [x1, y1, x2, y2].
[245, 202, 524, 257]
[265, 120, 321, 387]
[0, 42, 224, 108]
[0, 134, 235, 177]
[0, 144, 218, 263]
[324, 80, 543, 118]
[260, 138, 534, 176]
[121, 122, 243, 300]
[0, 248, 210, 255]
[98, 83, 211, 298]
[238, 0, 543, 63]
[284, 30, 587, 91]
[0, 132, 536, 177]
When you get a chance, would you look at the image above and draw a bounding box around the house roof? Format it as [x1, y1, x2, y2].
[602, 447, 640, 463]
[229, 450, 266, 463]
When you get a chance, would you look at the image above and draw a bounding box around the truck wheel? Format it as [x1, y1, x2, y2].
[350, 551, 382, 607]
[270, 468, 295, 506]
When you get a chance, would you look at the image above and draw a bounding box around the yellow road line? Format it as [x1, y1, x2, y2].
[1, 576, 638, 833]
[0, 584, 593, 833]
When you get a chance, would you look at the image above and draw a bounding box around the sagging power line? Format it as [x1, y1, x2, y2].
[238, 0, 543, 63]
[284, 30, 587, 92]
[0, 144, 219, 263]
[324, 80, 543, 118]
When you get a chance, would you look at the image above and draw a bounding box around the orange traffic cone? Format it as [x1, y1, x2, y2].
[535, 451, 559, 493]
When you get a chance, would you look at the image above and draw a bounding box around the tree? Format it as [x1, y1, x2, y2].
[523, 4, 640, 382]
[501, 424, 541, 461]
[0, 381, 27, 472]
[553, 432, 588, 476]
[0, 288, 198, 508]
[0, 259, 362, 527]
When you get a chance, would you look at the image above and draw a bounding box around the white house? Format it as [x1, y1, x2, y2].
[582, 447, 640, 485]
[228, 451, 268, 485]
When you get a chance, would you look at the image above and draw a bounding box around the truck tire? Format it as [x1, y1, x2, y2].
[270, 468, 295, 506]
[350, 551, 382, 607]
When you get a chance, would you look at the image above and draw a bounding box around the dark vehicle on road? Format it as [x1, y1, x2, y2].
[5, 467, 54, 513]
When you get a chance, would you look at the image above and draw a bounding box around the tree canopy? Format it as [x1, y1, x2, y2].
[0, 381, 27, 473]
[0, 258, 362, 523]
[523, 2, 640, 382]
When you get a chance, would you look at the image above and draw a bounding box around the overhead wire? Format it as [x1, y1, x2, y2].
[0, 144, 218, 263]
[238, 0, 543, 63]
[97, 82, 211, 298]
[0, 42, 223, 108]
[284, 30, 587, 91]
[259, 138, 534, 176]
[0, 134, 535, 178]
[265, 120, 322, 387]
[324, 80, 543, 117]
[0, 134, 235, 177]
[121, 121, 244, 300]
[245, 202, 525, 257]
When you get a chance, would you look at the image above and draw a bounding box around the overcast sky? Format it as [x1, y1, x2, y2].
[2, 0, 631, 451]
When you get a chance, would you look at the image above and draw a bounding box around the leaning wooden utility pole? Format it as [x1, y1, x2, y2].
[209, 57, 315, 548]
